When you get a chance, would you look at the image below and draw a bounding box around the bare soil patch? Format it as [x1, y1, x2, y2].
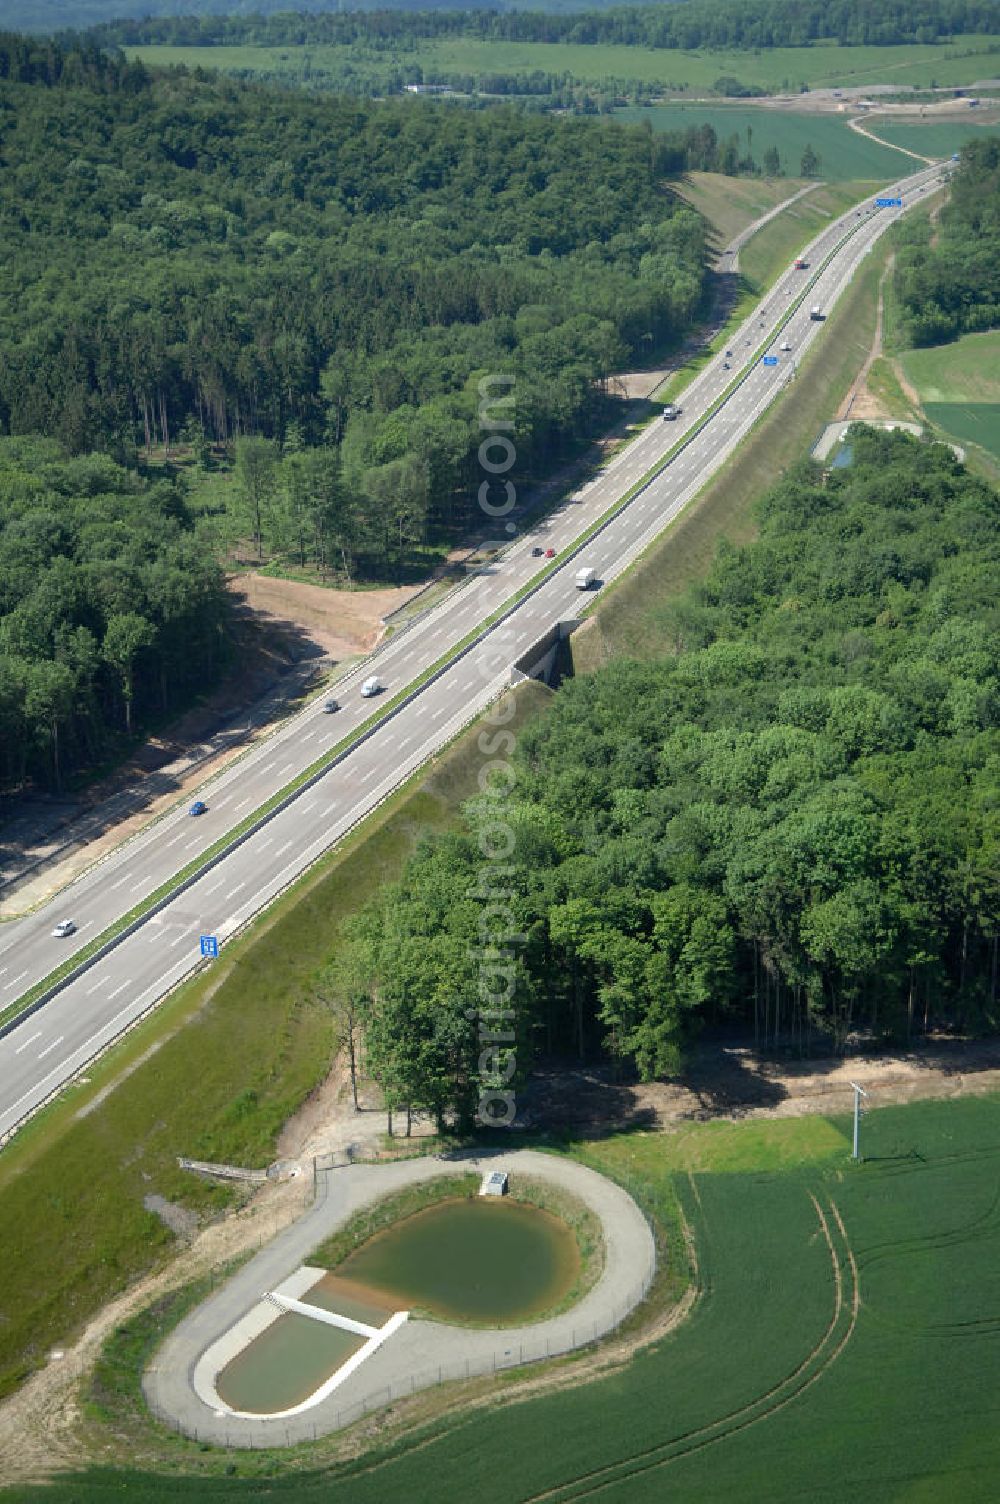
[0, 576, 417, 915]
[608, 370, 675, 401]
[228, 574, 414, 661]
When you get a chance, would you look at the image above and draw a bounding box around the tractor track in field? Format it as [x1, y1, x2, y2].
[521, 1189, 859, 1504]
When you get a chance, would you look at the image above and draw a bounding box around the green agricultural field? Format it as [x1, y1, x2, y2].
[12, 1094, 1000, 1501]
[902, 329, 1000, 403]
[869, 116, 1000, 161]
[125, 36, 1000, 96]
[899, 332, 1000, 465]
[923, 402, 1000, 462]
[616, 104, 917, 179]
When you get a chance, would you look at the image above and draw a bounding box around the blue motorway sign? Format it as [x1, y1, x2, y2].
[762, 355, 779, 367]
[200, 934, 219, 959]
[875, 197, 902, 207]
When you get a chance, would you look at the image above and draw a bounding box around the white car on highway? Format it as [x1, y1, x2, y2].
[52, 919, 77, 938]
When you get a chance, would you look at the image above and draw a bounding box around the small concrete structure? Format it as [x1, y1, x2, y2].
[480, 1169, 508, 1196]
[193, 1264, 409, 1421]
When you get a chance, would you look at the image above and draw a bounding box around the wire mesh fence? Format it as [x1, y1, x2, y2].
[145, 1262, 655, 1450]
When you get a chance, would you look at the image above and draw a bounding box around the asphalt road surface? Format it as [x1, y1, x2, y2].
[0, 161, 945, 1144]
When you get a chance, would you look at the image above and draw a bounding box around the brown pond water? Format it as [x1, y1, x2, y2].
[334, 1196, 580, 1323]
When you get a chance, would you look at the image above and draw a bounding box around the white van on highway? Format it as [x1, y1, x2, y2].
[361, 676, 382, 698]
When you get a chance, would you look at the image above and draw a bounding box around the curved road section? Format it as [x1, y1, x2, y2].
[0, 161, 944, 1144]
[144, 1149, 655, 1447]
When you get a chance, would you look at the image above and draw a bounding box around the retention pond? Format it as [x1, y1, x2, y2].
[335, 1196, 581, 1323]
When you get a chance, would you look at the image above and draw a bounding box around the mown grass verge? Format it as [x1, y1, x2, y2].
[0, 680, 552, 1402]
[738, 180, 883, 291]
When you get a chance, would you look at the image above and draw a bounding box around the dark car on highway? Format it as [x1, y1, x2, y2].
[189, 800, 207, 817]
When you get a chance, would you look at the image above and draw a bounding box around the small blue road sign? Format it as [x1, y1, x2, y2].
[200, 934, 219, 958]
[875, 197, 902, 207]
[762, 355, 779, 366]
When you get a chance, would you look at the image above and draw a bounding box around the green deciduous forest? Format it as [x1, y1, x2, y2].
[0, 33, 703, 496]
[0, 439, 230, 795]
[75, 0, 1000, 51]
[895, 137, 1000, 344]
[338, 432, 1000, 1120]
[0, 31, 710, 790]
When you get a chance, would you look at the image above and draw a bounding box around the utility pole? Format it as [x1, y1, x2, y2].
[850, 1081, 869, 1160]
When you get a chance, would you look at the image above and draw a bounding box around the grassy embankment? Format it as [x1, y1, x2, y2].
[13, 1096, 1000, 1500]
[0, 680, 552, 1403]
[653, 177, 882, 408]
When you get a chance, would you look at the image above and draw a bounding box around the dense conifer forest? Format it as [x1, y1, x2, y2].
[339, 432, 1000, 1123]
[0, 439, 230, 795]
[0, 32, 709, 791]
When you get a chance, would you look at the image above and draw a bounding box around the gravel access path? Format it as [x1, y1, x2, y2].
[144, 1149, 655, 1449]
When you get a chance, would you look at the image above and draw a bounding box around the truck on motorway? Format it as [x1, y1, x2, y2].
[575, 566, 597, 590]
[809, 306, 825, 321]
[662, 403, 679, 421]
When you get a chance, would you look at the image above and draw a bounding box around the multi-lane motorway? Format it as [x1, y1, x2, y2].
[0, 160, 945, 1144]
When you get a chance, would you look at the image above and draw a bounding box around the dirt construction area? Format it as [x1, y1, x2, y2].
[3, 1036, 1000, 1484]
[0, 575, 415, 916]
[228, 574, 414, 661]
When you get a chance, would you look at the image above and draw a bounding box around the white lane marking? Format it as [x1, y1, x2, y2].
[3, 972, 27, 991]
[277, 763, 294, 776]
[14, 1031, 42, 1055]
[202, 876, 224, 895]
[275, 841, 293, 858]
[184, 836, 202, 850]
[257, 836, 274, 850]
[109, 875, 130, 890]
[228, 882, 246, 897]
[108, 982, 127, 999]
[169, 929, 191, 948]
[259, 761, 275, 773]
[86, 979, 103, 995]
[38, 1035, 64, 1060]
[163, 833, 186, 850]
[234, 798, 252, 813]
